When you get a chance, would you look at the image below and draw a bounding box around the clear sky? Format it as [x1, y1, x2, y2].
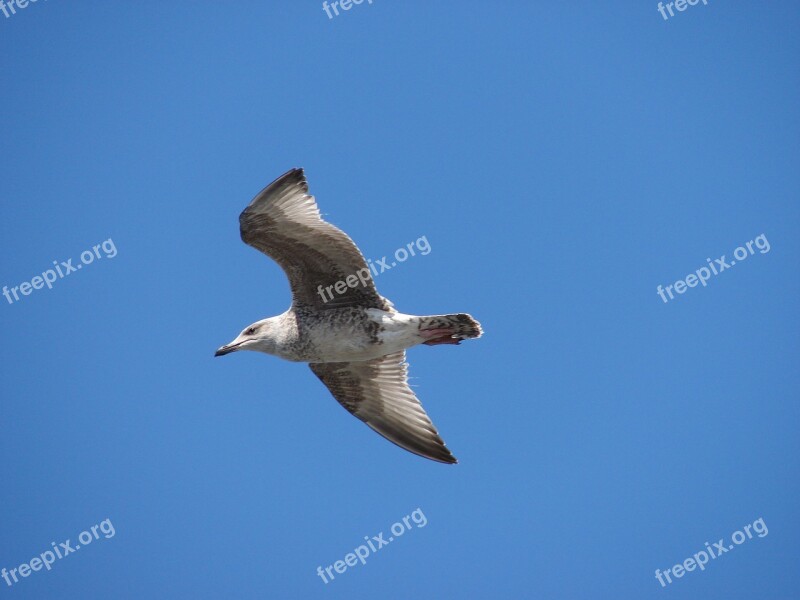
[1, 2, 798, 599]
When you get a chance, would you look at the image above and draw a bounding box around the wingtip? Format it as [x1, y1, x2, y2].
[273, 167, 307, 189]
[282, 166, 305, 181]
[427, 447, 458, 465]
[240, 168, 310, 224]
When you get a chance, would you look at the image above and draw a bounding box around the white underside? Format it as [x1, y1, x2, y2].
[307, 309, 423, 363]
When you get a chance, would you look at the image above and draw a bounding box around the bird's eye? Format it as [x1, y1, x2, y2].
[245, 327, 256, 336]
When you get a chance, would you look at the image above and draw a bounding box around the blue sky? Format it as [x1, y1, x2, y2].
[1, 2, 798, 598]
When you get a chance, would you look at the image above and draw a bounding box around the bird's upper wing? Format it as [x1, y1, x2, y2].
[239, 168, 393, 311]
[309, 352, 457, 464]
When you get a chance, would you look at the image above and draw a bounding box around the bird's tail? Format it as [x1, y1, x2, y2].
[418, 313, 483, 346]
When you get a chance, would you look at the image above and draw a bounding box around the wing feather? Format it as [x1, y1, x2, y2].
[239, 168, 393, 311]
[309, 352, 457, 464]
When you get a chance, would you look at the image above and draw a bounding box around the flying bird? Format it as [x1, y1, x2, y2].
[215, 168, 482, 464]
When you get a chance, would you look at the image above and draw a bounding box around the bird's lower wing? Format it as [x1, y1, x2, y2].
[309, 352, 457, 464]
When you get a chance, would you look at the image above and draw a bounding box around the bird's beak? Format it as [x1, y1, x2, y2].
[214, 343, 240, 357]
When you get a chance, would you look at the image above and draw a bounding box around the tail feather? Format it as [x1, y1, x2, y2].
[419, 313, 483, 341]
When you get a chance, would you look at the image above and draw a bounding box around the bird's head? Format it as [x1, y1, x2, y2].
[215, 318, 279, 357]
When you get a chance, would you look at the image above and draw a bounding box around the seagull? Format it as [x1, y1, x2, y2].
[215, 168, 482, 464]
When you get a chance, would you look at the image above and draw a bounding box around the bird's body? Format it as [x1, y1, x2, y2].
[261, 308, 418, 363]
[250, 308, 474, 363]
[216, 168, 482, 464]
